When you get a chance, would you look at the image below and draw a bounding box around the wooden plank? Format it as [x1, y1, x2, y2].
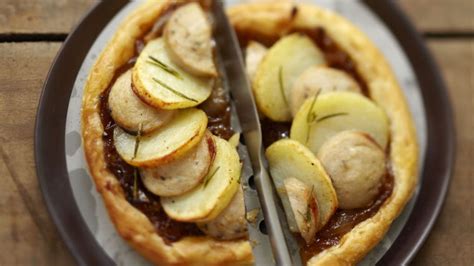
[399, 0, 474, 32]
[0, 0, 472, 34]
[0, 0, 97, 34]
[0, 42, 73, 265]
[413, 40, 474, 265]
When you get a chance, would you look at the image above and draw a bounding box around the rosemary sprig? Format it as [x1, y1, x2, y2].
[132, 123, 143, 160]
[306, 186, 314, 222]
[304, 90, 349, 144]
[147, 56, 183, 80]
[278, 66, 289, 107]
[305, 90, 322, 143]
[152, 77, 198, 103]
[297, 208, 312, 224]
[306, 89, 322, 124]
[203, 166, 220, 188]
[133, 168, 139, 201]
[299, 185, 315, 224]
[316, 112, 349, 123]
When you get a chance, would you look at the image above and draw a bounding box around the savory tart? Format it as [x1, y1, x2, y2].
[81, 1, 418, 265]
[231, 2, 418, 265]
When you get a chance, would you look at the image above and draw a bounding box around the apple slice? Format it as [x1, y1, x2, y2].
[266, 139, 338, 233]
[284, 177, 319, 243]
[108, 69, 175, 134]
[289, 66, 362, 117]
[164, 2, 217, 77]
[291, 91, 389, 153]
[140, 131, 215, 197]
[228, 132, 240, 148]
[132, 38, 213, 110]
[245, 41, 267, 83]
[114, 108, 207, 167]
[253, 33, 326, 121]
[161, 135, 241, 222]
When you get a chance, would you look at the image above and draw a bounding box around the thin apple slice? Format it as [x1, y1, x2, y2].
[161, 135, 241, 222]
[289, 66, 362, 117]
[197, 186, 247, 240]
[253, 33, 326, 121]
[132, 38, 213, 110]
[108, 69, 175, 134]
[291, 91, 389, 153]
[228, 132, 240, 148]
[164, 2, 216, 77]
[140, 131, 215, 197]
[114, 108, 207, 167]
[266, 139, 338, 232]
[284, 177, 319, 243]
[245, 40, 267, 83]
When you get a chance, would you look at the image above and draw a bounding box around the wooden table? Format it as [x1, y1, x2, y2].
[0, 1, 472, 265]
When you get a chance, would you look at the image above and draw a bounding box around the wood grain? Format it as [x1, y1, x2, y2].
[399, 0, 474, 32]
[0, 42, 74, 266]
[0, 0, 471, 35]
[0, 0, 97, 34]
[412, 40, 474, 265]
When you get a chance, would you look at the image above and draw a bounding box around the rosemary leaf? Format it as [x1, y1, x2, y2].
[305, 185, 315, 223]
[306, 89, 322, 124]
[133, 168, 138, 201]
[147, 56, 183, 80]
[316, 112, 349, 123]
[152, 77, 198, 102]
[132, 123, 143, 160]
[203, 166, 220, 188]
[305, 207, 312, 223]
[297, 210, 307, 221]
[278, 66, 289, 107]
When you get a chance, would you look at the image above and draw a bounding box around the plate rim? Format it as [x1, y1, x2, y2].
[34, 1, 455, 265]
[364, 1, 456, 264]
[34, 1, 128, 265]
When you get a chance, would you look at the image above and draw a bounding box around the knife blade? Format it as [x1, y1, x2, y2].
[210, 1, 300, 265]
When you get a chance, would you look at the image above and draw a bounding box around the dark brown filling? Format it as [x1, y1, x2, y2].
[97, 3, 393, 259]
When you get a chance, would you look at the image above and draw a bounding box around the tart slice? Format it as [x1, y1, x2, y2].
[82, 2, 252, 265]
[230, 2, 418, 265]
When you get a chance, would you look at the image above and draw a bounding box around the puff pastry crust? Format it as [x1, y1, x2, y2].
[228, 3, 418, 265]
[81, 1, 417, 265]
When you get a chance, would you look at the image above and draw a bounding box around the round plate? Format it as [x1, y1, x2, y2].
[35, 1, 455, 265]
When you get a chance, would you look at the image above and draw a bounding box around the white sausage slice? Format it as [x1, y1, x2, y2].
[284, 177, 319, 244]
[108, 70, 174, 134]
[140, 132, 215, 196]
[164, 3, 217, 77]
[245, 41, 267, 82]
[290, 66, 361, 117]
[198, 186, 248, 240]
[317, 131, 386, 209]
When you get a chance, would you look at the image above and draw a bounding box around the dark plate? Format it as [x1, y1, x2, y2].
[35, 1, 455, 265]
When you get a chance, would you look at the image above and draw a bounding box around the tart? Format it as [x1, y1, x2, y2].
[81, 1, 418, 265]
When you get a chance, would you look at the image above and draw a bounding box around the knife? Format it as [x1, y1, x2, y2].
[211, 1, 298, 265]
